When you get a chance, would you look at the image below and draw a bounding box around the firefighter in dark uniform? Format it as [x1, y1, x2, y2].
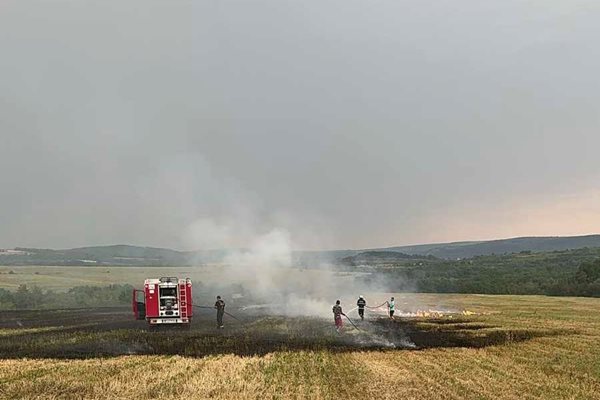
[214, 295, 225, 328]
[356, 295, 366, 320]
[332, 300, 345, 332]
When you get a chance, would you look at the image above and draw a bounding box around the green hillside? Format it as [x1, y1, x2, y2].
[356, 247, 600, 297]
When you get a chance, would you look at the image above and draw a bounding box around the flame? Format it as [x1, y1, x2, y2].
[399, 309, 476, 318]
[368, 306, 477, 318]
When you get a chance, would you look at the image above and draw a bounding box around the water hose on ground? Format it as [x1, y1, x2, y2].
[192, 304, 243, 322]
[343, 314, 361, 331]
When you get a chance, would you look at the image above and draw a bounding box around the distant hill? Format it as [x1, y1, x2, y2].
[0, 245, 255, 266]
[377, 235, 600, 259]
[1, 245, 190, 266]
[1, 234, 600, 265]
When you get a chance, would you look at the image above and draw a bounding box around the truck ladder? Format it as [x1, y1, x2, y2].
[179, 283, 188, 319]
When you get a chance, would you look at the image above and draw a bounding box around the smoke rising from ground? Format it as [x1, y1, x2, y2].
[187, 225, 456, 352]
[186, 222, 396, 319]
[193, 227, 415, 347]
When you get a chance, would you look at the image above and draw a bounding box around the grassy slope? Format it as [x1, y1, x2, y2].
[1, 294, 599, 399]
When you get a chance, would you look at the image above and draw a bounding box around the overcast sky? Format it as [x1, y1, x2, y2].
[1, 1, 599, 250]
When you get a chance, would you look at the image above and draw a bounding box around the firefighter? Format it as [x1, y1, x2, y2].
[388, 296, 395, 319]
[214, 295, 225, 328]
[356, 295, 366, 320]
[332, 300, 345, 332]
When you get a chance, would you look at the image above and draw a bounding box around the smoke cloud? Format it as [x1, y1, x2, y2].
[185, 217, 399, 321]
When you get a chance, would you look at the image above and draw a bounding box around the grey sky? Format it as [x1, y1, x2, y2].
[1, 1, 599, 250]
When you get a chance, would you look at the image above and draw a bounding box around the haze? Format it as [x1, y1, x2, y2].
[1, 1, 599, 250]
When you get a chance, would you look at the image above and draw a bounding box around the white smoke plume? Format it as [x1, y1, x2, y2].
[184, 218, 372, 319]
[220, 228, 337, 318]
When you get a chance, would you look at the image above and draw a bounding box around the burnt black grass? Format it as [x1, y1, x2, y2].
[0, 307, 572, 359]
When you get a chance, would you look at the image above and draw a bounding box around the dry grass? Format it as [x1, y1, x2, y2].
[1, 294, 600, 399]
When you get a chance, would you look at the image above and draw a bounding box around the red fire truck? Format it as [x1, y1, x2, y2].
[132, 277, 193, 327]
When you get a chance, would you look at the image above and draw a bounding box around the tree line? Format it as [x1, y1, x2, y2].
[367, 255, 600, 297]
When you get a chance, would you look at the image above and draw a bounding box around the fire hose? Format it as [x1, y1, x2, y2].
[366, 301, 389, 309]
[192, 305, 243, 322]
[343, 314, 361, 331]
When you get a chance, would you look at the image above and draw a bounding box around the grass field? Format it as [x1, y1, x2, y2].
[0, 266, 226, 291]
[1, 293, 599, 399]
[0, 265, 354, 293]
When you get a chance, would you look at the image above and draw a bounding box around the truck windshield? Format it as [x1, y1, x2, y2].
[159, 288, 177, 297]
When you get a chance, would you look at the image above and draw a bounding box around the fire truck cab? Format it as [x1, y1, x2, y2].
[132, 277, 193, 327]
